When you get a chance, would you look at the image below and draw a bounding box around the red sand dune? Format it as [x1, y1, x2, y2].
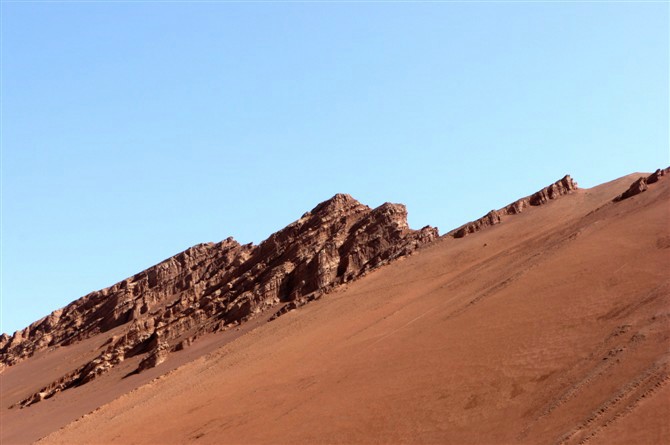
[2, 171, 669, 444]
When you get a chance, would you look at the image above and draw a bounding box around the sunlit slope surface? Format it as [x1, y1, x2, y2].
[41, 175, 669, 444]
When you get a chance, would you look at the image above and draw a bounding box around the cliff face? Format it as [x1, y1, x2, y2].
[1, 194, 438, 406]
[450, 175, 578, 238]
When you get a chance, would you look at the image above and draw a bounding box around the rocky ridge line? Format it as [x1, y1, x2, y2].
[448, 175, 578, 238]
[2, 194, 438, 407]
[613, 168, 670, 202]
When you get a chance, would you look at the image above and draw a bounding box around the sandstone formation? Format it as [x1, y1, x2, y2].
[450, 175, 578, 238]
[613, 167, 669, 202]
[16, 168, 669, 445]
[1, 194, 438, 407]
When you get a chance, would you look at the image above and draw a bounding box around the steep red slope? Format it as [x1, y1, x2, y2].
[19, 171, 669, 445]
[1, 194, 437, 443]
[3, 171, 668, 445]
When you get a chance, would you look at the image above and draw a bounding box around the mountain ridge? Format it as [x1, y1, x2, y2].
[2, 169, 669, 444]
[1, 193, 438, 406]
[25, 168, 670, 445]
[2, 169, 668, 410]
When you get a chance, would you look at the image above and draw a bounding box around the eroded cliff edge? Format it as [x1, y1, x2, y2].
[1, 194, 437, 406]
[448, 175, 579, 238]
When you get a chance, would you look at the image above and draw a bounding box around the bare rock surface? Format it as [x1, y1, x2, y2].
[450, 175, 578, 238]
[614, 167, 669, 202]
[2, 194, 437, 407]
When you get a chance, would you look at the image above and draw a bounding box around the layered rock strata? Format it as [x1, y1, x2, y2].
[450, 175, 578, 238]
[614, 167, 669, 202]
[2, 194, 438, 407]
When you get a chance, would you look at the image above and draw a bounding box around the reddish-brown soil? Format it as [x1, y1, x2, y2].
[2, 172, 669, 444]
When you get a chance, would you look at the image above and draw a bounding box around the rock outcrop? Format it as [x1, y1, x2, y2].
[613, 168, 669, 202]
[450, 175, 578, 238]
[137, 335, 170, 372]
[2, 194, 438, 406]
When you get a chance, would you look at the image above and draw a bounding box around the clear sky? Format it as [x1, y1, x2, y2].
[2, 1, 668, 335]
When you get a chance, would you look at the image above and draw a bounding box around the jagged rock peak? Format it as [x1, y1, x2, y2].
[309, 193, 368, 216]
[561, 175, 577, 188]
[450, 174, 578, 238]
[2, 193, 438, 406]
[529, 175, 578, 206]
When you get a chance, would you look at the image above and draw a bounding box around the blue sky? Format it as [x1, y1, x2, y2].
[2, 1, 668, 335]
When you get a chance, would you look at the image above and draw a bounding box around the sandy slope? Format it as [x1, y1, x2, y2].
[4, 173, 669, 444]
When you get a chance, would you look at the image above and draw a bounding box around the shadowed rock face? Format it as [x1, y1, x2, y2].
[450, 175, 578, 238]
[0, 194, 437, 406]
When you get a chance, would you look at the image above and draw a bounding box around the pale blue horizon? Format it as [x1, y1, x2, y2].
[2, 1, 668, 335]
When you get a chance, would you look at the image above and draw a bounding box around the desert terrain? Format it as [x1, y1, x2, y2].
[2, 170, 669, 444]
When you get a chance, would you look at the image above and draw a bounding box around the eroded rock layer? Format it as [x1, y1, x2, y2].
[1, 194, 438, 406]
[449, 175, 578, 238]
[614, 167, 670, 202]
